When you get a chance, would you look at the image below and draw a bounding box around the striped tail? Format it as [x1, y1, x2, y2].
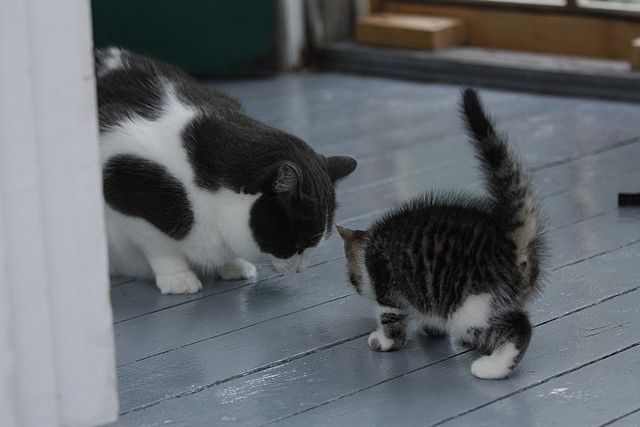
[461, 88, 542, 282]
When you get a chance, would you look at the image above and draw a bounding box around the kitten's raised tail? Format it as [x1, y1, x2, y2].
[461, 88, 542, 282]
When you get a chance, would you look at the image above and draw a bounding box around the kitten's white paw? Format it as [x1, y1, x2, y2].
[470, 342, 519, 379]
[218, 259, 257, 280]
[368, 329, 396, 352]
[156, 270, 202, 294]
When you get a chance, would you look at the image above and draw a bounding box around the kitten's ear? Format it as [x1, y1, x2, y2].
[274, 161, 301, 196]
[336, 225, 364, 241]
[326, 156, 357, 183]
[336, 226, 352, 241]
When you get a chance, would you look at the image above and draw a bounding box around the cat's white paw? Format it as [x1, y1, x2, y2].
[156, 270, 202, 294]
[470, 343, 519, 379]
[218, 259, 257, 280]
[368, 329, 396, 352]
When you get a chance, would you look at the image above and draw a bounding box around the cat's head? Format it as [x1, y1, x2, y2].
[250, 155, 357, 273]
[336, 225, 370, 295]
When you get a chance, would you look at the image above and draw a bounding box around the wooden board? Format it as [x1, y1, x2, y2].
[113, 154, 640, 410]
[108, 74, 640, 425]
[115, 273, 640, 425]
[110, 140, 640, 323]
[111, 77, 640, 323]
[115, 237, 640, 416]
[356, 13, 466, 50]
[383, 1, 640, 59]
[274, 292, 640, 427]
[611, 409, 640, 426]
[439, 345, 640, 426]
[631, 37, 640, 69]
[356, 13, 465, 50]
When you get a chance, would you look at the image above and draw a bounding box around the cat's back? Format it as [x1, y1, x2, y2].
[95, 47, 241, 134]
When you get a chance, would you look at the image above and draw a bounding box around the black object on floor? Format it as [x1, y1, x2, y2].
[618, 193, 640, 206]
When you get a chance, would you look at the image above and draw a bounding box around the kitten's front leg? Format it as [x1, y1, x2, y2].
[368, 306, 408, 352]
[217, 258, 257, 280]
[148, 254, 202, 294]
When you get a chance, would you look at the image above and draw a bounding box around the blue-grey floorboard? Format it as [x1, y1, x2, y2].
[109, 72, 640, 426]
[440, 345, 640, 427]
[609, 408, 640, 427]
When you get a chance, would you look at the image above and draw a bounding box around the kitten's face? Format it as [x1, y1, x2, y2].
[336, 226, 369, 294]
[250, 156, 357, 273]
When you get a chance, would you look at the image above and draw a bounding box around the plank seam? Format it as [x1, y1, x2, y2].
[113, 255, 344, 324]
[552, 210, 611, 231]
[120, 285, 640, 419]
[600, 407, 640, 427]
[531, 136, 640, 173]
[262, 286, 640, 426]
[110, 278, 136, 289]
[430, 341, 640, 426]
[115, 234, 640, 371]
[553, 238, 640, 271]
[118, 330, 370, 416]
[341, 124, 640, 199]
[113, 137, 640, 325]
[121, 283, 640, 417]
[117, 293, 352, 368]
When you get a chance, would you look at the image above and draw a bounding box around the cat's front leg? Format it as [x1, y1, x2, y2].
[217, 258, 257, 280]
[368, 306, 408, 352]
[147, 254, 202, 294]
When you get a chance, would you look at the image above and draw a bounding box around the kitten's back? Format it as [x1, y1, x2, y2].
[366, 193, 517, 314]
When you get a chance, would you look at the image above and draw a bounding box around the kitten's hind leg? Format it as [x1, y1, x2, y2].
[148, 254, 202, 295]
[368, 306, 408, 352]
[470, 311, 532, 379]
[419, 316, 447, 337]
[218, 258, 257, 280]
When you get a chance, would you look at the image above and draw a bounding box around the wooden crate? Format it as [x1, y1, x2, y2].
[356, 13, 466, 51]
[631, 38, 640, 70]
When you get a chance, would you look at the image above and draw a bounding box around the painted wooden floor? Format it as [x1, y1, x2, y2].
[110, 72, 640, 427]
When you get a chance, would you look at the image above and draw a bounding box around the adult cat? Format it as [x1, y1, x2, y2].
[96, 47, 357, 294]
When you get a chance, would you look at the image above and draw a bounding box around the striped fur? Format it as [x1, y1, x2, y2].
[462, 88, 544, 287]
[337, 89, 547, 379]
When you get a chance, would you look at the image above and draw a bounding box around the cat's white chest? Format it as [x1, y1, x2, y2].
[181, 188, 263, 270]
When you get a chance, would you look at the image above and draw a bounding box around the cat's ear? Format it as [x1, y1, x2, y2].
[326, 156, 357, 183]
[274, 161, 301, 197]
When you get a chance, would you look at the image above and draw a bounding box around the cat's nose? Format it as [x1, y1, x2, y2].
[296, 265, 306, 273]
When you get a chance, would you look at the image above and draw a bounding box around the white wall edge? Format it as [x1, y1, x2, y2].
[0, 0, 119, 425]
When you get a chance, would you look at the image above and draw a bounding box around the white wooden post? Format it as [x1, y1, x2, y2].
[0, 0, 119, 425]
[276, 0, 306, 69]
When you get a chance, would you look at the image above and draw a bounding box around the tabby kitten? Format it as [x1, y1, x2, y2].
[96, 48, 357, 294]
[337, 89, 546, 379]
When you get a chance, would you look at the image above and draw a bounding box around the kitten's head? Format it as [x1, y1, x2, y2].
[336, 225, 369, 294]
[250, 155, 357, 273]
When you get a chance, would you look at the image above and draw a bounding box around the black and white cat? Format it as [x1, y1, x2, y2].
[96, 48, 357, 294]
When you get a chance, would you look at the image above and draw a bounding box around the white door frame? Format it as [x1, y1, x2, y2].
[0, 0, 118, 425]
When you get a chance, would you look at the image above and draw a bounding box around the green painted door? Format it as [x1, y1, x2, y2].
[92, 0, 276, 75]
